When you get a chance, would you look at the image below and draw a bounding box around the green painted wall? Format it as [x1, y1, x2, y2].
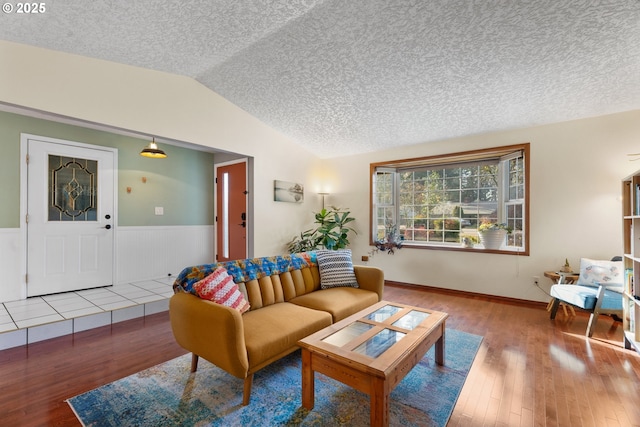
[0, 110, 214, 227]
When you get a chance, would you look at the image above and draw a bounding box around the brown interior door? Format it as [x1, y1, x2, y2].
[216, 161, 247, 262]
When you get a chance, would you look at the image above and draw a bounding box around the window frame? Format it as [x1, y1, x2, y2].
[370, 143, 530, 255]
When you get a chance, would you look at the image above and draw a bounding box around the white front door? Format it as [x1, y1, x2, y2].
[25, 135, 116, 296]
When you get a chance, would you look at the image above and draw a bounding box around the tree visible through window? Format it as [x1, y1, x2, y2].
[371, 144, 529, 254]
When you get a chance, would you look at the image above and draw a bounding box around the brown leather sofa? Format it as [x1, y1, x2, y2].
[169, 253, 384, 405]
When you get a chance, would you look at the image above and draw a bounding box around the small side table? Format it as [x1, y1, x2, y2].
[544, 271, 580, 316]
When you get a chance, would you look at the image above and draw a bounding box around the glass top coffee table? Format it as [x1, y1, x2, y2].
[298, 301, 448, 427]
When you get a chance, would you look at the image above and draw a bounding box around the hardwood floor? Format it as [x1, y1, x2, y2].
[1, 284, 639, 426]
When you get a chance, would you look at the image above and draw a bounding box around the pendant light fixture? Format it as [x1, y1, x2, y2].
[140, 137, 167, 158]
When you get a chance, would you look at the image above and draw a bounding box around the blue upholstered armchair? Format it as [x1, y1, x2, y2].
[549, 258, 624, 337]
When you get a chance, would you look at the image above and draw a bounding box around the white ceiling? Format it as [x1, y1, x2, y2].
[1, 0, 639, 158]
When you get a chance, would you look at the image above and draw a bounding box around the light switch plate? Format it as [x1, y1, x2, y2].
[155, 207, 164, 215]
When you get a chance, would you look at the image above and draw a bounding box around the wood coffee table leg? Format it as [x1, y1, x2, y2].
[301, 348, 315, 410]
[370, 376, 390, 427]
[435, 328, 445, 366]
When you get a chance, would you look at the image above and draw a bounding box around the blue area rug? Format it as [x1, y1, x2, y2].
[68, 329, 482, 427]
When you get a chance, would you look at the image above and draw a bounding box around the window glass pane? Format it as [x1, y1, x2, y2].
[398, 184, 411, 195]
[461, 189, 478, 203]
[461, 175, 478, 188]
[479, 189, 497, 202]
[395, 160, 501, 244]
[430, 169, 444, 179]
[507, 156, 524, 202]
[445, 177, 459, 189]
[413, 170, 429, 180]
[509, 186, 518, 199]
[373, 170, 396, 241]
[445, 191, 460, 203]
[432, 177, 444, 190]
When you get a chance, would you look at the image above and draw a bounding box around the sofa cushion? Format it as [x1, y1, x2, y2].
[290, 287, 379, 322]
[316, 249, 358, 289]
[193, 267, 250, 314]
[550, 284, 622, 311]
[242, 303, 332, 368]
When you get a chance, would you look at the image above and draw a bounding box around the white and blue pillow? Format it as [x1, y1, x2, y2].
[577, 258, 623, 287]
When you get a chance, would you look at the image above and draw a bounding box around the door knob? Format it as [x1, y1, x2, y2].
[238, 221, 246, 228]
[103, 224, 112, 230]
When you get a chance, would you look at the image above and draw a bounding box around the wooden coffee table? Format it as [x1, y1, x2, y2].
[298, 301, 448, 427]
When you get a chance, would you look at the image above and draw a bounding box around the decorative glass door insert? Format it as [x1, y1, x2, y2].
[48, 155, 97, 221]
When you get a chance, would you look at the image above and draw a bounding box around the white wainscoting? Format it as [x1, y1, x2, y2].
[0, 229, 24, 303]
[116, 225, 215, 284]
[0, 225, 214, 303]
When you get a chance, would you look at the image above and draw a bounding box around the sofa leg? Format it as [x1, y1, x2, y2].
[242, 374, 254, 406]
[191, 354, 199, 373]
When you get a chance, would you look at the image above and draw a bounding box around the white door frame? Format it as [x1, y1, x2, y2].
[214, 158, 249, 262]
[19, 133, 118, 299]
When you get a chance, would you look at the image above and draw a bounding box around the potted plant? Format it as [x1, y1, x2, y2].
[478, 222, 512, 250]
[372, 222, 404, 254]
[287, 206, 356, 253]
[560, 258, 573, 273]
[460, 234, 479, 248]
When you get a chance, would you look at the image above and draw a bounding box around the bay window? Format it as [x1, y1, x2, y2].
[371, 143, 529, 254]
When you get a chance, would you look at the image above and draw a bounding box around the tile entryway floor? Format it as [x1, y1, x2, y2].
[0, 277, 175, 350]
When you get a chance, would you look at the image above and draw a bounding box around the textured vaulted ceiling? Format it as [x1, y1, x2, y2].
[1, 0, 639, 158]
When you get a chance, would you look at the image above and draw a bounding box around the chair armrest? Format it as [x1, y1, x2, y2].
[605, 285, 624, 294]
[169, 292, 249, 378]
[354, 265, 384, 301]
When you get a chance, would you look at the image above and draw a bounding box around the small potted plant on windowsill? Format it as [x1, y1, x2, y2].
[371, 222, 404, 255]
[460, 234, 479, 248]
[478, 222, 512, 250]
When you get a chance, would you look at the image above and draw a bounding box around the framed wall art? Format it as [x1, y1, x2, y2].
[274, 180, 304, 203]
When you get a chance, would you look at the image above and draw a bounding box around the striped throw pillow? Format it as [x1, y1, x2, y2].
[316, 249, 359, 289]
[193, 267, 250, 313]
